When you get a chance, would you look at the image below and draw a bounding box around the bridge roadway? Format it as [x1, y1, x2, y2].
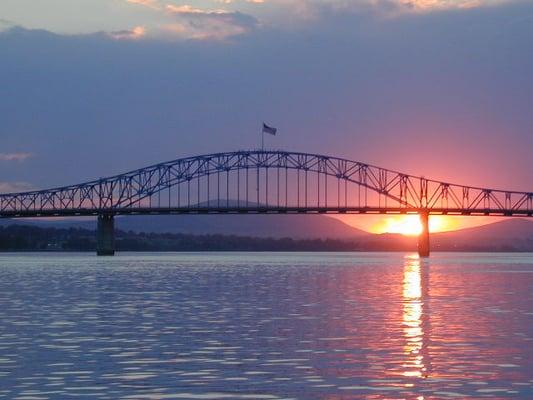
[1, 150, 532, 256]
[3, 207, 532, 219]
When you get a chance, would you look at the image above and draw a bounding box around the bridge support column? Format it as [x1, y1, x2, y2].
[97, 214, 115, 256]
[418, 211, 430, 257]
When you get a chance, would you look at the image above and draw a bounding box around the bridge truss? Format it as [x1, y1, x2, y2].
[1, 150, 532, 218]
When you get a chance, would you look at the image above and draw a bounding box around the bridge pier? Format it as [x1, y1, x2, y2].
[418, 211, 430, 257]
[97, 214, 115, 256]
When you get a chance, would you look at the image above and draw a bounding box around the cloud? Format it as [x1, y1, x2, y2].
[0, 182, 33, 194]
[110, 26, 146, 40]
[0, 153, 33, 162]
[118, 0, 508, 41]
[215, 0, 265, 3]
[164, 4, 258, 40]
[393, 0, 511, 12]
[126, 0, 160, 9]
[120, 1, 258, 40]
[244, 0, 517, 25]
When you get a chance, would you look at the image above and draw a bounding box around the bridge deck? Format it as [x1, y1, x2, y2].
[1, 207, 532, 219]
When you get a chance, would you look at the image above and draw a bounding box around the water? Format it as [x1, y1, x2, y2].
[0, 252, 532, 399]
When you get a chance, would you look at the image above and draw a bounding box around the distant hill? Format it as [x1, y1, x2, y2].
[111, 200, 368, 239]
[114, 214, 370, 239]
[432, 219, 533, 251]
[361, 219, 533, 252]
[0, 213, 369, 240]
[437, 218, 533, 240]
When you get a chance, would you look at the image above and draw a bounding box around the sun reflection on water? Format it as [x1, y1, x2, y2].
[402, 255, 429, 379]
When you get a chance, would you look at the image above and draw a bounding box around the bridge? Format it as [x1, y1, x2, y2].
[1, 150, 532, 256]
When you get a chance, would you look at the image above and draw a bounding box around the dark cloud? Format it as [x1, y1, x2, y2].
[0, 2, 532, 193]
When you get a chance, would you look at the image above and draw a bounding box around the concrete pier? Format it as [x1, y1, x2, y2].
[418, 211, 430, 257]
[97, 214, 115, 256]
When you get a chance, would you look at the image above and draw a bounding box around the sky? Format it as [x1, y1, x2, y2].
[1, 0, 532, 233]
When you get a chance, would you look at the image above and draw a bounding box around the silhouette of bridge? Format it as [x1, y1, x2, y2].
[1, 150, 532, 256]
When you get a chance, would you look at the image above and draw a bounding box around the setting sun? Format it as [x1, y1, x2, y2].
[379, 215, 449, 236]
[382, 215, 424, 236]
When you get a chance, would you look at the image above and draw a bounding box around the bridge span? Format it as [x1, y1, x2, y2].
[1, 150, 532, 256]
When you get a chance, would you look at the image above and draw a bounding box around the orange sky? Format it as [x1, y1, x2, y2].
[332, 214, 503, 235]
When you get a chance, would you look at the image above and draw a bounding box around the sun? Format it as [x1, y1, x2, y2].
[380, 215, 446, 236]
[383, 215, 423, 236]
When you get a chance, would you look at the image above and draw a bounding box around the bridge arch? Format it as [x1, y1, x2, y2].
[1, 150, 532, 217]
[106, 150, 412, 212]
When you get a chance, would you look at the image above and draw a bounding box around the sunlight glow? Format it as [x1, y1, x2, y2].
[384, 215, 424, 236]
[377, 215, 451, 236]
[331, 214, 497, 235]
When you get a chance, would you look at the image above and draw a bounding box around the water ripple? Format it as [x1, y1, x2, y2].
[0, 252, 531, 399]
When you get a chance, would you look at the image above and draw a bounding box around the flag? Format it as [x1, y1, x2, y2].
[262, 123, 277, 136]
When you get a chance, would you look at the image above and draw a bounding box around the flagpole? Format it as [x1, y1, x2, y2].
[261, 130, 264, 151]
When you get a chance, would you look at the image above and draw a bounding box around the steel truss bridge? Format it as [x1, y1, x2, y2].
[1, 150, 532, 256]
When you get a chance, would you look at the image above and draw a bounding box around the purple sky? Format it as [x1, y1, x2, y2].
[1, 1, 532, 231]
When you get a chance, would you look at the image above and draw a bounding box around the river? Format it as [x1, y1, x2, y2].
[0, 252, 531, 399]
